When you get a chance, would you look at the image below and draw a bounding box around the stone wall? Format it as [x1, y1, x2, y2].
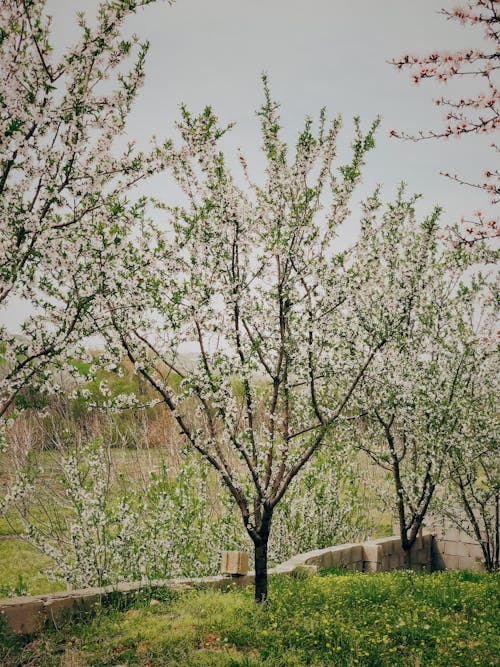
[278, 533, 433, 574]
[0, 575, 253, 635]
[0, 530, 487, 635]
[431, 524, 485, 572]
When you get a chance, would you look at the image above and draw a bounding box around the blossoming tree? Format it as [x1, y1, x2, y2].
[345, 191, 497, 564]
[390, 0, 499, 244]
[99, 80, 387, 601]
[439, 300, 499, 572]
[0, 0, 170, 445]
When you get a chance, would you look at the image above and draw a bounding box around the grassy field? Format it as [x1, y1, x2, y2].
[0, 540, 64, 597]
[1, 569, 498, 666]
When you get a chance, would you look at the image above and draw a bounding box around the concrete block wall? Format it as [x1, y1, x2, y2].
[0, 574, 254, 635]
[295, 543, 364, 572]
[431, 524, 485, 572]
[0, 529, 486, 635]
[292, 534, 433, 574]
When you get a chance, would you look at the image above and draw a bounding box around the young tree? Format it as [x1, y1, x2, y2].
[390, 1, 499, 245]
[439, 309, 499, 572]
[99, 80, 384, 601]
[345, 192, 495, 564]
[0, 0, 171, 445]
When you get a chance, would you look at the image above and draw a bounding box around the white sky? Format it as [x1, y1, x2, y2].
[2, 0, 496, 331]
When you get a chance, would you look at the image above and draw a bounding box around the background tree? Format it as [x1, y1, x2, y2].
[438, 304, 499, 572]
[390, 0, 499, 245]
[345, 192, 496, 564]
[0, 0, 171, 446]
[99, 80, 385, 601]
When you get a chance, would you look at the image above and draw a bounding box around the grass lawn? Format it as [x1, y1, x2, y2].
[0, 540, 64, 597]
[1, 569, 498, 666]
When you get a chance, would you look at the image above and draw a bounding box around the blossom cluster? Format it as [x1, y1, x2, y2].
[390, 0, 499, 238]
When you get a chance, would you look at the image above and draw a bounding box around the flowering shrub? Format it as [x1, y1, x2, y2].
[1, 439, 367, 589]
[269, 449, 370, 564]
[1, 443, 235, 588]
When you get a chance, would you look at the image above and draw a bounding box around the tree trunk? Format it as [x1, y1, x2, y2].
[401, 525, 417, 569]
[254, 537, 269, 603]
[402, 542, 413, 569]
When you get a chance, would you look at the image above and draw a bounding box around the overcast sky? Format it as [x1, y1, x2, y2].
[3, 0, 494, 331]
[47, 0, 496, 219]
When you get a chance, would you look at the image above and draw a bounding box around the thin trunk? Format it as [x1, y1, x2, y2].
[254, 538, 269, 603]
[253, 507, 272, 602]
[402, 539, 413, 569]
[494, 490, 499, 571]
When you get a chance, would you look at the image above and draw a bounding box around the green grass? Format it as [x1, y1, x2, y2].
[0, 540, 64, 597]
[1, 570, 498, 666]
[0, 513, 23, 536]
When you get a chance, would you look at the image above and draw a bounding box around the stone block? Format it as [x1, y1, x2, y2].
[443, 554, 460, 570]
[456, 556, 472, 571]
[374, 536, 401, 556]
[363, 560, 379, 573]
[44, 596, 86, 627]
[458, 529, 475, 544]
[233, 573, 255, 587]
[339, 548, 355, 567]
[432, 538, 445, 553]
[328, 548, 345, 567]
[443, 526, 461, 541]
[362, 542, 382, 563]
[113, 581, 143, 593]
[426, 523, 443, 539]
[189, 576, 228, 591]
[302, 545, 364, 570]
[432, 549, 446, 570]
[300, 554, 322, 568]
[319, 549, 338, 568]
[350, 560, 364, 572]
[443, 540, 461, 557]
[444, 526, 476, 543]
[457, 542, 471, 558]
[348, 545, 358, 563]
[0, 599, 44, 634]
[421, 534, 433, 552]
[345, 545, 364, 564]
[272, 562, 295, 575]
[462, 557, 484, 573]
[389, 553, 402, 570]
[378, 554, 390, 570]
[302, 549, 330, 569]
[221, 551, 249, 575]
[468, 544, 483, 560]
[410, 550, 423, 567]
[412, 535, 423, 552]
